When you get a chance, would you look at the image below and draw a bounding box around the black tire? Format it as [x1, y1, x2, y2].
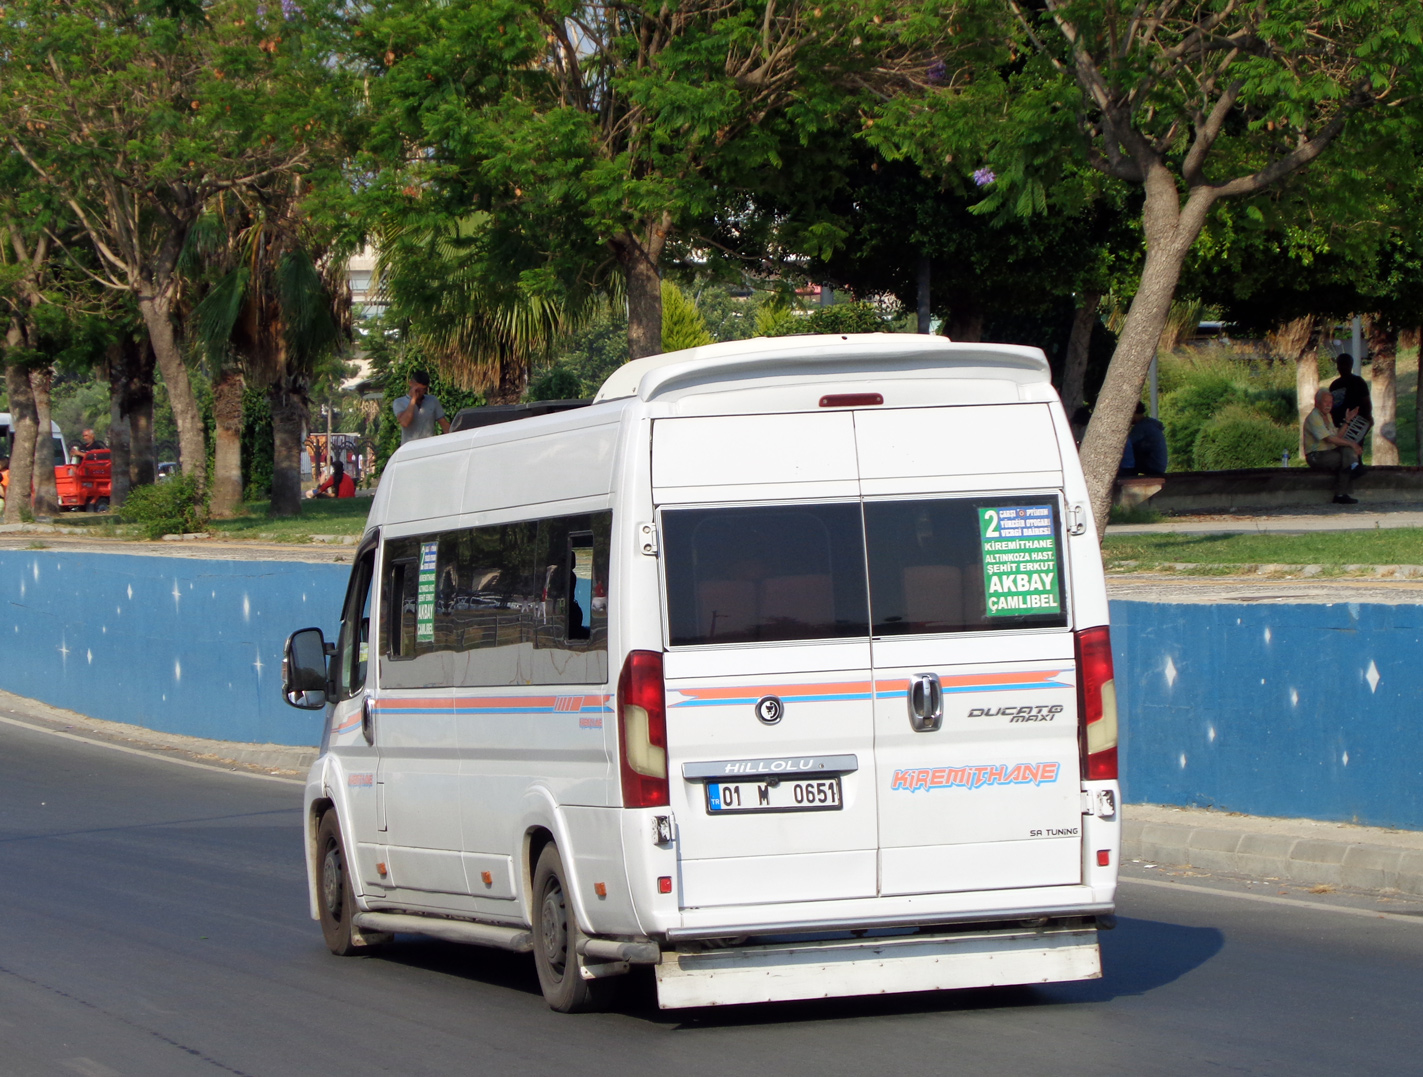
[317, 811, 363, 956]
[90, 497, 110, 514]
[531, 844, 614, 1013]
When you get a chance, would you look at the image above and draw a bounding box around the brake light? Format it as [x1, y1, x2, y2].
[617, 650, 669, 807]
[1075, 625, 1118, 780]
[819, 393, 883, 408]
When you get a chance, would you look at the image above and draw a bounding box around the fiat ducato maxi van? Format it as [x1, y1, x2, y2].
[283, 334, 1121, 1011]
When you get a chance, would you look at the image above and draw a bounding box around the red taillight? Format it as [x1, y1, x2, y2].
[1075, 625, 1119, 781]
[819, 393, 884, 408]
[617, 650, 669, 808]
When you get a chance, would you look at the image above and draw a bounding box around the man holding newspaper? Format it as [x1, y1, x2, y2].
[1304, 386, 1367, 505]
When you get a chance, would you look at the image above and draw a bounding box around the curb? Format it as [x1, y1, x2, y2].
[1108, 561, 1423, 579]
[0, 688, 316, 777]
[1124, 803, 1423, 896]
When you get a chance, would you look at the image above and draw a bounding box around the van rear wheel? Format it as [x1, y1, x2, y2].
[532, 844, 614, 1013]
[317, 812, 364, 956]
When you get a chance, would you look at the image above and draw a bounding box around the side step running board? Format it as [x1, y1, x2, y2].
[352, 912, 533, 952]
[578, 937, 662, 965]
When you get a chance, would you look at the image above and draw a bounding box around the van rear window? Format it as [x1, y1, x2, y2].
[662, 497, 1065, 646]
[864, 497, 1065, 634]
[662, 504, 869, 646]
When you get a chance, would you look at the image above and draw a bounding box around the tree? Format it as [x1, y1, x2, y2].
[189, 188, 347, 517]
[889, 1, 1423, 530]
[2, 0, 344, 489]
[355, 0, 952, 367]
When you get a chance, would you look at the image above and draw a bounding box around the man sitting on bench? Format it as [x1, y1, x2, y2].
[1303, 387, 1365, 505]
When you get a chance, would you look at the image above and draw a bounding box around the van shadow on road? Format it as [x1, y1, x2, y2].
[357, 915, 1222, 1029]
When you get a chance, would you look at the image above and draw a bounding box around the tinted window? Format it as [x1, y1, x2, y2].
[865, 497, 1066, 634]
[380, 513, 610, 688]
[663, 504, 869, 646]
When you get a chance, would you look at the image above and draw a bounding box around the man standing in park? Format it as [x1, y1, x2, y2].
[1304, 387, 1364, 505]
[393, 371, 450, 445]
[1329, 353, 1372, 427]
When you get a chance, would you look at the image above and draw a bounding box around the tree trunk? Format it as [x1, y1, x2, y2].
[136, 290, 207, 489]
[916, 253, 932, 334]
[4, 349, 37, 524]
[105, 341, 132, 507]
[946, 305, 984, 342]
[491, 343, 526, 405]
[269, 381, 307, 517]
[620, 242, 663, 359]
[1061, 292, 1102, 411]
[125, 335, 157, 487]
[1407, 327, 1423, 467]
[613, 217, 671, 360]
[1289, 319, 1320, 459]
[210, 366, 246, 518]
[1080, 168, 1218, 533]
[1367, 318, 1398, 465]
[30, 366, 59, 517]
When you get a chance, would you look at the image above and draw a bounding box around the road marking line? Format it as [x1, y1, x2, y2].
[1121, 875, 1423, 923]
[0, 714, 303, 785]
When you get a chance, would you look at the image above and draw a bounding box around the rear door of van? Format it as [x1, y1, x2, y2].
[653, 413, 879, 909]
[855, 405, 1084, 896]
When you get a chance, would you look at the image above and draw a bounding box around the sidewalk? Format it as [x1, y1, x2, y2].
[0, 688, 314, 778]
[1124, 803, 1423, 897]
[1108, 501, 1423, 536]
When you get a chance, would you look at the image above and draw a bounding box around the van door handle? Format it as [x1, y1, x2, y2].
[907, 673, 943, 732]
[361, 698, 375, 745]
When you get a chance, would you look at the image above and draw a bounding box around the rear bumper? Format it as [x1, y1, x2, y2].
[655, 922, 1100, 1008]
[662, 883, 1114, 940]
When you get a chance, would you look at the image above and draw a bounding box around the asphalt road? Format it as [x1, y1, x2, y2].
[2, 720, 1421, 1077]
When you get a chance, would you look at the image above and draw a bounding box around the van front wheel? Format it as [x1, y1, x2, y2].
[317, 812, 362, 956]
[532, 844, 612, 1013]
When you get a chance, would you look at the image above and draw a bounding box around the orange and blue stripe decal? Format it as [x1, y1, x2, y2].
[666, 670, 1072, 708]
[375, 694, 612, 716]
[333, 694, 612, 732]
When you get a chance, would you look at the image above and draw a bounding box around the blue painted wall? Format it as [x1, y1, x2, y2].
[2, 550, 1419, 829]
[0, 550, 347, 746]
[1113, 599, 1423, 831]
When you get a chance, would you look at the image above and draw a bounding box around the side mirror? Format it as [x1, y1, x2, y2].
[283, 627, 330, 710]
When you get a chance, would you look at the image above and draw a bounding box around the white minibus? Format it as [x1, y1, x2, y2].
[283, 334, 1120, 1011]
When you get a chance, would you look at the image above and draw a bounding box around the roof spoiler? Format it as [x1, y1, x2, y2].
[448, 399, 592, 433]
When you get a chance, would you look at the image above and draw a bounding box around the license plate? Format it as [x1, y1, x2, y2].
[705, 777, 842, 814]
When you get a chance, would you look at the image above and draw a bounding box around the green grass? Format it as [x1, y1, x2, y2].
[1103, 528, 1423, 569]
[205, 496, 372, 542]
[49, 495, 373, 543]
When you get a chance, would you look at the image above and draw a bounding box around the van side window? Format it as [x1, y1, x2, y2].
[662, 504, 869, 646]
[332, 548, 375, 701]
[379, 512, 610, 689]
[864, 497, 1067, 634]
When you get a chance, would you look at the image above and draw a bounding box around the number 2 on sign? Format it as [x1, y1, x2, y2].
[983, 510, 1000, 538]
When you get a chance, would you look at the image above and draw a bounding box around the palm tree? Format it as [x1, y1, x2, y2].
[189, 190, 344, 518]
[374, 215, 601, 405]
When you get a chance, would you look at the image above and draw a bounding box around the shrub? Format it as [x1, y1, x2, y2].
[1158, 375, 1240, 469]
[760, 300, 890, 338]
[119, 472, 208, 539]
[661, 281, 714, 352]
[1193, 404, 1298, 471]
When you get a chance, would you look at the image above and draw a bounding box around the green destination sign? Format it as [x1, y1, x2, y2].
[416, 540, 438, 642]
[978, 505, 1060, 617]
